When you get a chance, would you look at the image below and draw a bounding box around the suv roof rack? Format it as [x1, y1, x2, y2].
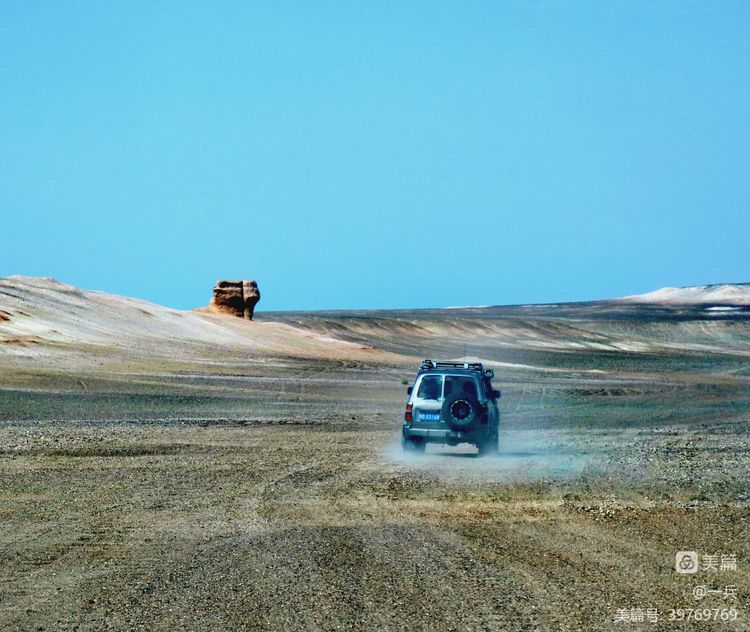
[420, 359, 495, 379]
[420, 359, 481, 371]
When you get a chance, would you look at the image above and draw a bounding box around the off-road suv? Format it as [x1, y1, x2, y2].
[401, 360, 501, 455]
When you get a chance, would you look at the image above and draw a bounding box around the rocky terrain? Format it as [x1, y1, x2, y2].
[208, 279, 261, 320]
[0, 277, 748, 630]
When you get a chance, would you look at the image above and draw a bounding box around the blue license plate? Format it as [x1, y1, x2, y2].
[418, 412, 441, 421]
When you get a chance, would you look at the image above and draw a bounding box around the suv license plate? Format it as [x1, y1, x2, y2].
[418, 412, 441, 421]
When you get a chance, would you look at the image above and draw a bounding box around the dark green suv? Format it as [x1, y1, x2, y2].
[401, 360, 501, 455]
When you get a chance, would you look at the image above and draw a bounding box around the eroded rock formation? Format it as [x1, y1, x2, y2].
[209, 280, 261, 320]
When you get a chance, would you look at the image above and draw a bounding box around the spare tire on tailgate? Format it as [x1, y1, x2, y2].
[442, 392, 479, 431]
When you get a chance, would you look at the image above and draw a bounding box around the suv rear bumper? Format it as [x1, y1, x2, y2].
[403, 425, 492, 444]
[407, 427, 454, 439]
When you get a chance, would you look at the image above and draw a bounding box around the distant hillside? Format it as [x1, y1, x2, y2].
[620, 283, 750, 306]
[0, 276, 388, 363]
[1, 276, 750, 386]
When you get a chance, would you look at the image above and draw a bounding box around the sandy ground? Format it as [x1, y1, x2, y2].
[1, 278, 749, 630]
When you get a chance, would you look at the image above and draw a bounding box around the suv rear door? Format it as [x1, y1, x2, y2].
[412, 374, 443, 423]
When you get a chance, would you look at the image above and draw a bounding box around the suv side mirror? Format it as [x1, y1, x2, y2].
[492, 389, 501, 399]
[406, 386, 413, 395]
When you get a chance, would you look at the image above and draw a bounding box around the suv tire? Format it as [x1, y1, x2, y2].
[477, 430, 499, 457]
[401, 434, 426, 453]
[442, 392, 479, 431]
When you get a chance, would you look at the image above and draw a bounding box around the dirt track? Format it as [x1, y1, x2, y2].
[1, 281, 749, 630]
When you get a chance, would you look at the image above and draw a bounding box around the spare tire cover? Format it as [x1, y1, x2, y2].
[442, 393, 479, 431]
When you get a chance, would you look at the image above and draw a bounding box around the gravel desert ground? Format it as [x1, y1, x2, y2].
[1, 278, 749, 630]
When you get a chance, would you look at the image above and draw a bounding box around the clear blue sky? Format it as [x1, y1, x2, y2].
[2, 1, 748, 311]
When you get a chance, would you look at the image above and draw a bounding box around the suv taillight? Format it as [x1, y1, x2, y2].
[405, 403, 412, 422]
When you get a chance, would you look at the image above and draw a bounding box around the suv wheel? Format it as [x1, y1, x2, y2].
[442, 393, 479, 431]
[477, 431, 499, 457]
[401, 434, 426, 453]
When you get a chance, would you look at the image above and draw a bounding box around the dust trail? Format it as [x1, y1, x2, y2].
[381, 427, 597, 482]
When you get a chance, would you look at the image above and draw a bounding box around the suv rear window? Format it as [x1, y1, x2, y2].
[444, 376, 478, 399]
[417, 375, 442, 400]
